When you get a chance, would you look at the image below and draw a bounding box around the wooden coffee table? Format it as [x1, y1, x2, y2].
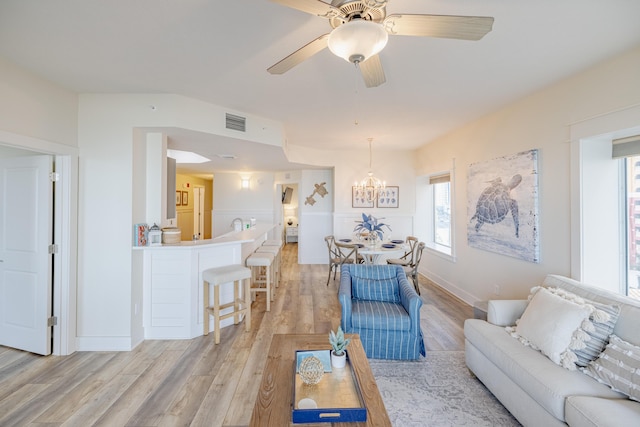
[250, 334, 391, 426]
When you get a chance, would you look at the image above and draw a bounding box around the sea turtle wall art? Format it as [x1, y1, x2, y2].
[467, 149, 539, 263]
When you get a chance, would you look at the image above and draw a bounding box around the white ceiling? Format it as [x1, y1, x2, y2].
[1, 0, 640, 173]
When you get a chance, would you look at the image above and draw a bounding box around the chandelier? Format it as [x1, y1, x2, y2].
[355, 138, 385, 203]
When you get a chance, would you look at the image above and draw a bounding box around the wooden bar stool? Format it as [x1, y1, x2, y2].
[246, 252, 275, 311]
[256, 245, 281, 288]
[263, 238, 283, 247]
[203, 264, 252, 344]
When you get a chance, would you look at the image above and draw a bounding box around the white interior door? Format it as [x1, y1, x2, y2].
[0, 155, 53, 355]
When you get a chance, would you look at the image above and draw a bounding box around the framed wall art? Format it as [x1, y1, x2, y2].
[467, 149, 539, 263]
[181, 191, 189, 206]
[377, 186, 399, 208]
[176, 191, 182, 206]
[352, 187, 374, 208]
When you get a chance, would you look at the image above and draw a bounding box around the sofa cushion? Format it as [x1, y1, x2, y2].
[351, 300, 409, 331]
[574, 301, 621, 367]
[465, 319, 623, 421]
[508, 287, 592, 369]
[583, 334, 640, 402]
[352, 277, 400, 303]
[565, 395, 640, 427]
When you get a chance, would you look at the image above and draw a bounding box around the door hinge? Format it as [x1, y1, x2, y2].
[48, 244, 59, 254]
[49, 172, 60, 182]
[47, 316, 57, 327]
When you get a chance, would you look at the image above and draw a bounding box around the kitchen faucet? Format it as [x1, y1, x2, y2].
[231, 217, 243, 229]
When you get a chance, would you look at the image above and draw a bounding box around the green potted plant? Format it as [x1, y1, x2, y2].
[329, 326, 351, 368]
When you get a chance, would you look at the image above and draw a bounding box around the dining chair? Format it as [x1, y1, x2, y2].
[403, 242, 425, 294]
[325, 236, 341, 286]
[387, 236, 418, 267]
[335, 241, 362, 265]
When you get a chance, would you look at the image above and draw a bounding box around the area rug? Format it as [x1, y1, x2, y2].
[368, 351, 521, 426]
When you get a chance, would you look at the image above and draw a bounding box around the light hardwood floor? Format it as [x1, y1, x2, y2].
[0, 243, 473, 426]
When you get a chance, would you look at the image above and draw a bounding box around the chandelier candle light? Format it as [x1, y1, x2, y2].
[355, 138, 385, 203]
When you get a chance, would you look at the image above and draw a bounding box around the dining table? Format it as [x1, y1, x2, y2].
[337, 238, 407, 265]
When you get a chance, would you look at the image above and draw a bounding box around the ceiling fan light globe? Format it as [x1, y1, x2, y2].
[328, 20, 388, 63]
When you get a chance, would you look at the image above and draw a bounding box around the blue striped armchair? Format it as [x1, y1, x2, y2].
[339, 264, 426, 360]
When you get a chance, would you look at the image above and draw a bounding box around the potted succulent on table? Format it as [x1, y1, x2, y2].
[329, 326, 351, 368]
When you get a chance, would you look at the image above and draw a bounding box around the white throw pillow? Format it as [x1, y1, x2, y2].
[507, 287, 591, 370]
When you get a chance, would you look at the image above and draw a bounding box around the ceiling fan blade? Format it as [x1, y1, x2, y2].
[359, 54, 386, 88]
[270, 0, 341, 19]
[268, 34, 330, 75]
[383, 14, 494, 41]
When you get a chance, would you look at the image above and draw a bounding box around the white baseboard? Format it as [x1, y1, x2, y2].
[76, 336, 135, 352]
[420, 270, 479, 306]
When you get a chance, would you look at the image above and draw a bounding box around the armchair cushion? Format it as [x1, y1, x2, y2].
[352, 277, 400, 303]
[352, 300, 410, 331]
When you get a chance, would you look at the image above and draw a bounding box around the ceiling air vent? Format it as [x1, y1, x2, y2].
[225, 113, 246, 132]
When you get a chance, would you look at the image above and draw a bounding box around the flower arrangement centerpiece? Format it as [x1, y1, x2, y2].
[353, 213, 391, 245]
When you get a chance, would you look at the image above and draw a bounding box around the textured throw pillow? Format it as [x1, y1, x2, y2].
[352, 277, 400, 303]
[574, 301, 620, 367]
[583, 334, 640, 402]
[507, 287, 592, 370]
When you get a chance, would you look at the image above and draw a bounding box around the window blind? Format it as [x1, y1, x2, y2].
[612, 135, 640, 158]
[429, 173, 450, 185]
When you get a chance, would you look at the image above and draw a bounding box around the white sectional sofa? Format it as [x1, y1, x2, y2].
[464, 274, 640, 426]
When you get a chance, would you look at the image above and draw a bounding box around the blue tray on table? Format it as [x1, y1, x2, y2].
[292, 350, 367, 424]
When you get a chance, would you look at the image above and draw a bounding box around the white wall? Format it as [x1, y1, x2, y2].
[286, 145, 416, 215]
[0, 58, 77, 146]
[413, 46, 640, 305]
[77, 94, 285, 350]
[212, 171, 276, 237]
[285, 143, 418, 260]
[299, 169, 334, 264]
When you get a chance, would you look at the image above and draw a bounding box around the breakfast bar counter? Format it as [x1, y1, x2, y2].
[134, 223, 277, 340]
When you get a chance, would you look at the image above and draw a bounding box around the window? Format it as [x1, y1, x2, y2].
[624, 155, 640, 301]
[427, 173, 453, 257]
[572, 108, 640, 299]
[415, 171, 455, 260]
[432, 175, 451, 248]
[613, 136, 640, 301]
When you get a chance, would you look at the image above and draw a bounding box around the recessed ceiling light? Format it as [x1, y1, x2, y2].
[167, 149, 210, 164]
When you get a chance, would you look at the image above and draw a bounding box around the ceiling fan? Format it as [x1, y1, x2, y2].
[268, 0, 494, 88]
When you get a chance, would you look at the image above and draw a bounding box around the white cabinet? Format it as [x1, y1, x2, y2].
[286, 226, 298, 243]
[139, 224, 276, 340]
[143, 244, 242, 340]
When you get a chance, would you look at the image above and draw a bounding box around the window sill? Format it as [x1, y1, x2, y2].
[425, 244, 456, 263]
